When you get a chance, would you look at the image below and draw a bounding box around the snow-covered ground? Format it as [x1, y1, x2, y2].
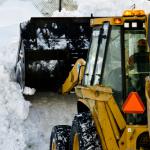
[24, 92, 77, 150]
[0, 0, 150, 150]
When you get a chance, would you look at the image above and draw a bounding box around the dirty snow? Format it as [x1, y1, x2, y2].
[24, 92, 77, 150]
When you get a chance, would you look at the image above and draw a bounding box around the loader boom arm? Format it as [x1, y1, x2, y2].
[62, 59, 85, 94]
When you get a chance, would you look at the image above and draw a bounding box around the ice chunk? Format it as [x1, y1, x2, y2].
[23, 87, 36, 96]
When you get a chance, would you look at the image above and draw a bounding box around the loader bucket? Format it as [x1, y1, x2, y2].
[16, 17, 92, 91]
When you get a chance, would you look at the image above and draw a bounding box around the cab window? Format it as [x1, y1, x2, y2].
[102, 26, 122, 107]
[83, 26, 101, 86]
[124, 29, 149, 94]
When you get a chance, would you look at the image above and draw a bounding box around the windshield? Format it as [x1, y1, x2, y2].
[125, 29, 150, 94]
[102, 26, 122, 107]
[102, 26, 122, 91]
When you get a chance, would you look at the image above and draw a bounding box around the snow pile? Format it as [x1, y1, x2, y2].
[53, 0, 150, 17]
[0, 55, 31, 149]
[0, 41, 31, 118]
[0, 0, 41, 149]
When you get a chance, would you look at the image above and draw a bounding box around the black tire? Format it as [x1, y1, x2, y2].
[70, 112, 102, 150]
[50, 125, 71, 150]
[136, 132, 150, 150]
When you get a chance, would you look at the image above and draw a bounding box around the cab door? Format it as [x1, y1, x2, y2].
[83, 22, 110, 86]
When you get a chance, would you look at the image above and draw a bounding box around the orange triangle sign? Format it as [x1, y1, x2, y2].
[122, 92, 145, 114]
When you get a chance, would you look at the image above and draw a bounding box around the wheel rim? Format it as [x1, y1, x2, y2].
[73, 133, 79, 150]
[52, 139, 56, 150]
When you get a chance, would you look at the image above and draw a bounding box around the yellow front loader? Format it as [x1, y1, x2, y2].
[50, 10, 150, 150]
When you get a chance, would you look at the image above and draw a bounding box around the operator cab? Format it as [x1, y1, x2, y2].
[83, 10, 150, 124]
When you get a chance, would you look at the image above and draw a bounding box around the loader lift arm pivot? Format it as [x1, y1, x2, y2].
[62, 58, 85, 94]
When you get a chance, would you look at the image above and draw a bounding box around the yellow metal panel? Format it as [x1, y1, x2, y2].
[107, 97, 126, 130]
[90, 18, 124, 26]
[75, 87, 82, 98]
[119, 125, 148, 150]
[75, 85, 112, 101]
[145, 77, 150, 135]
[93, 108, 107, 150]
[90, 85, 112, 93]
[106, 104, 120, 140]
[90, 16, 146, 27]
[96, 101, 119, 150]
[73, 133, 79, 150]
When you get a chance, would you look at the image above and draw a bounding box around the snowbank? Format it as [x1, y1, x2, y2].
[0, 0, 41, 149]
[0, 63, 31, 150]
[53, 0, 150, 17]
[0, 40, 32, 150]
